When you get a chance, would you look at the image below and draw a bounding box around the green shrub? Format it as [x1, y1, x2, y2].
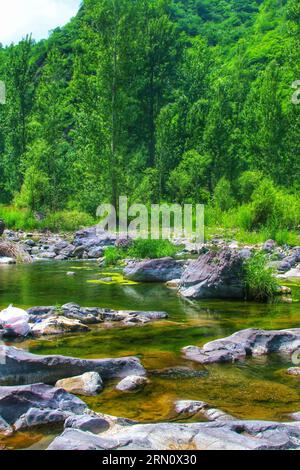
[41, 211, 95, 232]
[127, 238, 178, 259]
[0, 205, 39, 230]
[103, 247, 125, 266]
[244, 252, 279, 302]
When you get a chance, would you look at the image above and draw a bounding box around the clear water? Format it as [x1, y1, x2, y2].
[0, 260, 300, 449]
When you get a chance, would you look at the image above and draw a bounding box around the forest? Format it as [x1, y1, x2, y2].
[0, 0, 299, 241]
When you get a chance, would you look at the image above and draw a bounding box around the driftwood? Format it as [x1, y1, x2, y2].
[0, 241, 32, 263]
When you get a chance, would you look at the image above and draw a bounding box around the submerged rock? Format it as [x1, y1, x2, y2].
[124, 257, 184, 282]
[174, 400, 234, 422]
[151, 366, 207, 379]
[116, 375, 149, 392]
[47, 419, 300, 451]
[55, 372, 103, 397]
[179, 249, 250, 300]
[0, 346, 146, 386]
[182, 328, 300, 365]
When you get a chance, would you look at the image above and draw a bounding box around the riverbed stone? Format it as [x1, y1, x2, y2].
[124, 257, 184, 282]
[64, 415, 110, 433]
[31, 316, 90, 336]
[47, 420, 300, 451]
[55, 372, 103, 397]
[116, 375, 149, 392]
[174, 400, 234, 422]
[0, 383, 87, 431]
[287, 367, 300, 377]
[182, 328, 300, 365]
[0, 345, 146, 386]
[179, 249, 250, 300]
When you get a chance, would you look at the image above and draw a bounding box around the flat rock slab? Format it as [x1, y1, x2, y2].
[182, 328, 300, 365]
[0, 346, 146, 386]
[0, 383, 86, 430]
[47, 420, 300, 451]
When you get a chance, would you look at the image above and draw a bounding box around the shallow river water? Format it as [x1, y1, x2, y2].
[0, 260, 300, 449]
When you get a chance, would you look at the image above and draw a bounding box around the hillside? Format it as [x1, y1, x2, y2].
[0, 0, 299, 239]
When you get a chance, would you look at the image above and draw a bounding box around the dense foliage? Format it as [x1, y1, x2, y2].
[0, 0, 299, 236]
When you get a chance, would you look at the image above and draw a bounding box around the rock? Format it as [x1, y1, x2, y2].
[116, 375, 149, 392]
[87, 247, 104, 259]
[288, 412, 300, 421]
[279, 248, 300, 272]
[124, 257, 184, 282]
[55, 372, 103, 397]
[166, 279, 181, 289]
[64, 415, 110, 433]
[0, 220, 5, 237]
[0, 257, 16, 264]
[175, 400, 207, 415]
[67, 271, 75, 276]
[0, 346, 146, 386]
[276, 286, 292, 295]
[180, 249, 249, 300]
[61, 303, 103, 325]
[0, 415, 12, 435]
[287, 367, 300, 377]
[39, 251, 57, 259]
[183, 328, 300, 365]
[31, 316, 90, 336]
[263, 240, 276, 252]
[27, 306, 56, 318]
[0, 383, 86, 431]
[174, 400, 234, 422]
[48, 428, 119, 450]
[278, 266, 300, 279]
[0, 305, 30, 338]
[48, 420, 300, 451]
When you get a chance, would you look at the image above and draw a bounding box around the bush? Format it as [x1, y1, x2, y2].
[103, 247, 125, 266]
[127, 238, 178, 259]
[244, 252, 279, 302]
[0, 205, 39, 230]
[41, 211, 95, 232]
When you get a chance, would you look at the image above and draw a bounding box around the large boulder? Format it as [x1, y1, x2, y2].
[0, 346, 146, 386]
[182, 328, 300, 365]
[124, 257, 184, 282]
[179, 249, 251, 300]
[48, 420, 300, 451]
[0, 383, 86, 431]
[55, 372, 103, 397]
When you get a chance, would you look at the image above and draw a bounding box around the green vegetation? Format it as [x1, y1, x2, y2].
[127, 239, 178, 259]
[104, 238, 178, 266]
[0, 205, 94, 232]
[0, 0, 299, 239]
[244, 252, 279, 302]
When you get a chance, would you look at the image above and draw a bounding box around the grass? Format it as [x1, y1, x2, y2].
[244, 252, 279, 302]
[103, 238, 179, 267]
[0, 205, 95, 232]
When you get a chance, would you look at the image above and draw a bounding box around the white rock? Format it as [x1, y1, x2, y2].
[116, 375, 149, 392]
[56, 372, 103, 396]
